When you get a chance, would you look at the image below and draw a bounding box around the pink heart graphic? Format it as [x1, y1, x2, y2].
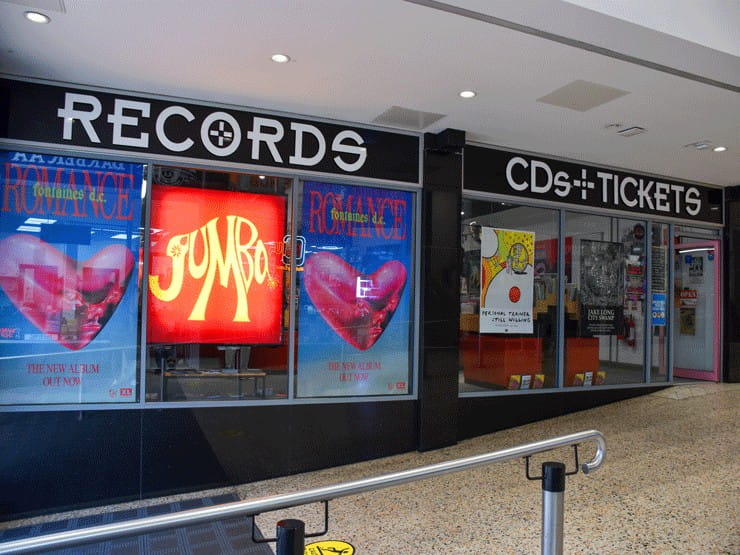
[0, 234, 134, 350]
[303, 252, 407, 350]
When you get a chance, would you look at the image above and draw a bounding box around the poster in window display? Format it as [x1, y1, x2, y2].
[297, 181, 413, 397]
[0, 151, 144, 404]
[579, 239, 624, 336]
[687, 255, 704, 284]
[147, 185, 286, 345]
[678, 288, 698, 335]
[479, 227, 534, 334]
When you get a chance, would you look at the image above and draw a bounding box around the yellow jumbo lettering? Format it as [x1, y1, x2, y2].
[149, 216, 272, 322]
[148, 233, 189, 302]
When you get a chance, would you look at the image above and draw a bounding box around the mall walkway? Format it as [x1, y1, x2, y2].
[3, 383, 738, 554]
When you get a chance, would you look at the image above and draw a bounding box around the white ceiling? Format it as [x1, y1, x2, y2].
[1, 0, 738, 187]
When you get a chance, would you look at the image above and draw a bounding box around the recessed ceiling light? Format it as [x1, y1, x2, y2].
[24, 11, 50, 23]
[271, 54, 291, 63]
[712, 146, 727, 152]
[258, 175, 266, 180]
[459, 90, 476, 99]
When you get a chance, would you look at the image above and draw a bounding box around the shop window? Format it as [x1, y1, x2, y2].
[145, 166, 292, 402]
[294, 181, 416, 397]
[459, 200, 559, 392]
[563, 212, 647, 386]
[0, 150, 145, 404]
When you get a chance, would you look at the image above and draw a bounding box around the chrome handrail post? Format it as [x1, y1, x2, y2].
[541, 462, 565, 555]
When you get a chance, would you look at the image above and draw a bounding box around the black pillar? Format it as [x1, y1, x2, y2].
[418, 130, 464, 451]
[724, 185, 740, 383]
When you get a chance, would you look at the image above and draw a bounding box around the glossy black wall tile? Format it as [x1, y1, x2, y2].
[141, 402, 418, 500]
[458, 387, 666, 440]
[0, 410, 141, 519]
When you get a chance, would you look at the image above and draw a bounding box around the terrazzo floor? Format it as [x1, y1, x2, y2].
[3, 382, 738, 554]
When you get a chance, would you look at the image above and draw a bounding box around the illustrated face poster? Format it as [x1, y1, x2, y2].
[147, 185, 285, 344]
[479, 227, 534, 334]
[579, 239, 624, 335]
[0, 151, 143, 404]
[297, 181, 413, 397]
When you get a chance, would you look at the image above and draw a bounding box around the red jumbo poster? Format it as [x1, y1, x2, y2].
[147, 185, 285, 344]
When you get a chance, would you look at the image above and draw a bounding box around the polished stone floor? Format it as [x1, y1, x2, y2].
[2, 382, 738, 554]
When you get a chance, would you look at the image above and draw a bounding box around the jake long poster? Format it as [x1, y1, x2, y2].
[297, 181, 413, 397]
[480, 227, 535, 334]
[579, 239, 624, 335]
[0, 151, 143, 404]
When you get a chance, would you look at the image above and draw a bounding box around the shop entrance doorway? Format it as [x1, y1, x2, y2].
[672, 241, 721, 382]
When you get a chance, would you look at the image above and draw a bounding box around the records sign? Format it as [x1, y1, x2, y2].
[0, 78, 420, 184]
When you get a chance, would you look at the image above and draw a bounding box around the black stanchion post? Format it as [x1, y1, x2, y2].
[541, 462, 565, 555]
[276, 518, 305, 555]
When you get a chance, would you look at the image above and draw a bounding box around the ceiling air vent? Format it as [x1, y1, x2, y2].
[372, 106, 446, 131]
[616, 126, 645, 137]
[684, 140, 713, 150]
[537, 80, 629, 112]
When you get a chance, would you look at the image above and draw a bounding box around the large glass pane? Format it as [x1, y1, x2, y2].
[564, 212, 647, 386]
[145, 166, 291, 401]
[459, 200, 559, 392]
[294, 181, 415, 398]
[0, 150, 145, 404]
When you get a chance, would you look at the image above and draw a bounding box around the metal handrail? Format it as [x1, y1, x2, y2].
[0, 429, 606, 554]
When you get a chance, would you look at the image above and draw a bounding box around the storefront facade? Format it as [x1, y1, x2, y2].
[0, 77, 730, 518]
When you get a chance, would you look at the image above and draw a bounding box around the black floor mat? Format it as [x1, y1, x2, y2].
[0, 494, 274, 554]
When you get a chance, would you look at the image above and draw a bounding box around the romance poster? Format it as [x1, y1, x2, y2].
[297, 181, 414, 397]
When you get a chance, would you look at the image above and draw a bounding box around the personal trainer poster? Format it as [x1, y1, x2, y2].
[479, 227, 534, 334]
[297, 181, 413, 397]
[0, 151, 143, 404]
[579, 239, 624, 335]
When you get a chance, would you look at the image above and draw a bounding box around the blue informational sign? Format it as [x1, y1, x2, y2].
[297, 181, 414, 397]
[0, 151, 144, 404]
[651, 293, 667, 326]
